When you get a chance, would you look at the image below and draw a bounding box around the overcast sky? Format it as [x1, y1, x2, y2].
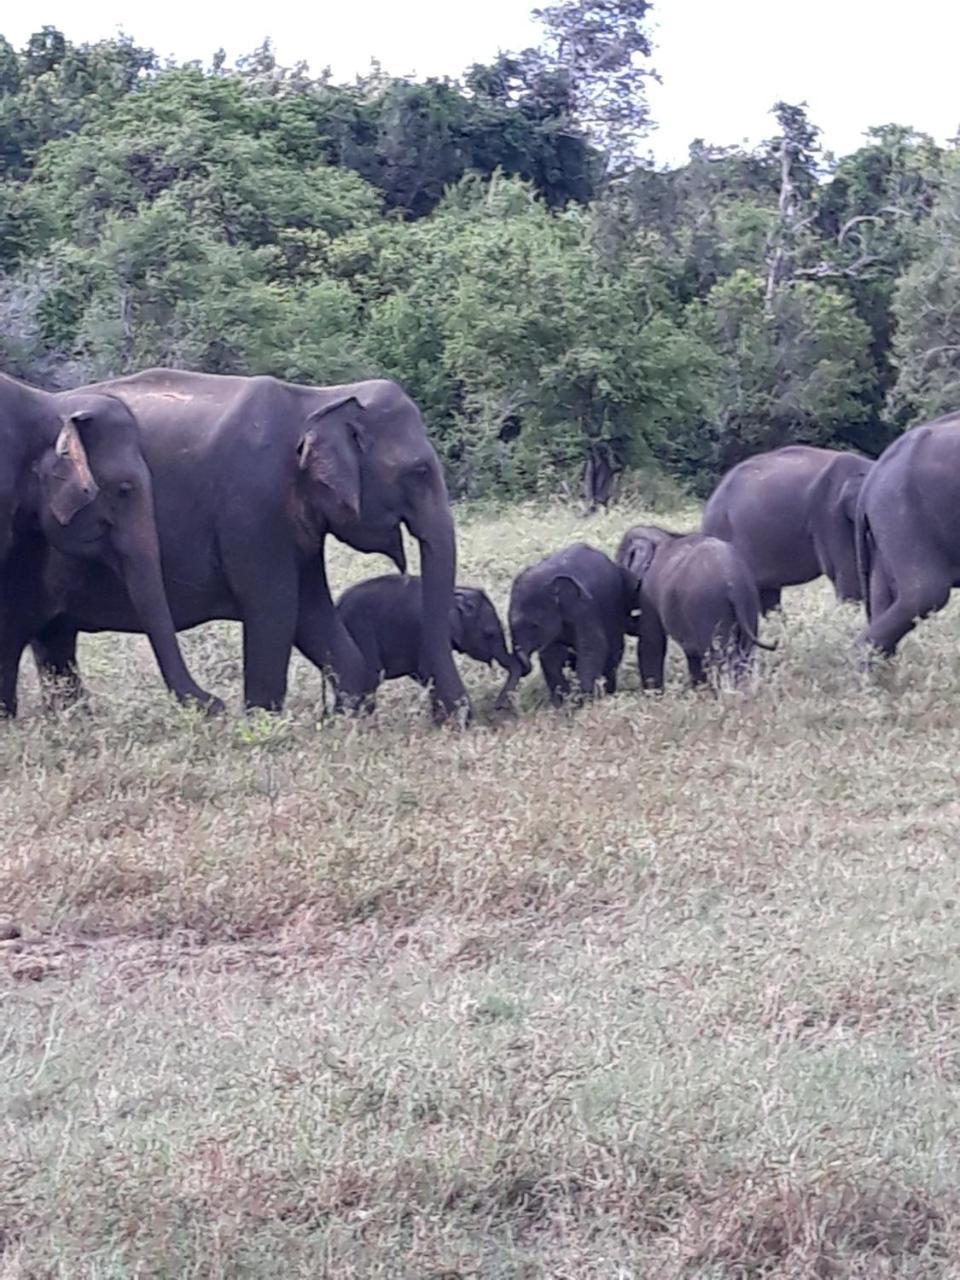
[4, 0, 959, 167]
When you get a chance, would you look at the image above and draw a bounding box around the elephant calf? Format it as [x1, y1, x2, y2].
[616, 525, 776, 690]
[496, 543, 636, 709]
[337, 574, 517, 709]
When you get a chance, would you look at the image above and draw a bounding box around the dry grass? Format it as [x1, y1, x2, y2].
[5, 499, 960, 1277]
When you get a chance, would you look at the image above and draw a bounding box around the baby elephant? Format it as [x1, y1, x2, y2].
[337, 574, 517, 708]
[496, 542, 637, 709]
[616, 525, 776, 690]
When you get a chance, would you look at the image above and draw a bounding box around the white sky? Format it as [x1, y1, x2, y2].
[3, 0, 959, 167]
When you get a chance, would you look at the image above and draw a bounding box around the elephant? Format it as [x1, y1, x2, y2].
[28, 369, 469, 721]
[855, 411, 960, 658]
[337, 574, 519, 709]
[701, 445, 872, 613]
[616, 525, 776, 690]
[495, 542, 636, 709]
[0, 371, 220, 717]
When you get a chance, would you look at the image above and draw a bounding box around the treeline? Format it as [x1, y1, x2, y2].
[1, 16, 958, 496]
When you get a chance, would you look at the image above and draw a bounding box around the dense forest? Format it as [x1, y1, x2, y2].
[1, 6, 958, 497]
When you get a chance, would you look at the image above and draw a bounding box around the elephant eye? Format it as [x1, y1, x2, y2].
[115, 481, 134, 497]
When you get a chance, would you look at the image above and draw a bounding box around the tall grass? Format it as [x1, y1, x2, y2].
[4, 500, 960, 1276]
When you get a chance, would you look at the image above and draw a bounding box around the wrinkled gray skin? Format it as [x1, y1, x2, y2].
[29, 370, 469, 722]
[701, 445, 872, 613]
[496, 542, 636, 709]
[0, 371, 220, 717]
[616, 525, 776, 690]
[337, 574, 519, 710]
[856, 412, 960, 658]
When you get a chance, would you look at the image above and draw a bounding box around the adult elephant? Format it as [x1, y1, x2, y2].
[0, 371, 220, 716]
[701, 445, 872, 612]
[32, 370, 469, 720]
[856, 411, 960, 658]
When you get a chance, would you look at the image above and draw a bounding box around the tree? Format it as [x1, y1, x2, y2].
[679, 270, 876, 486]
[531, 0, 656, 164]
[888, 153, 960, 426]
[763, 102, 821, 307]
[362, 175, 710, 495]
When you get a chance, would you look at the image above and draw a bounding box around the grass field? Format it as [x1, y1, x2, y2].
[5, 500, 960, 1277]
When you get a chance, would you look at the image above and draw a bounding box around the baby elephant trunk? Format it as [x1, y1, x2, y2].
[495, 649, 531, 710]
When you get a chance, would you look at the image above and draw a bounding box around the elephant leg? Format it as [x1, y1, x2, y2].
[31, 618, 85, 711]
[603, 636, 624, 696]
[236, 562, 299, 712]
[759, 588, 782, 615]
[0, 603, 38, 719]
[0, 624, 25, 718]
[685, 652, 707, 688]
[540, 642, 572, 707]
[293, 558, 377, 710]
[638, 617, 667, 691]
[573, 640, 606, 700]
[868, 561, 894, 622]
[833, 563, 862, 604]
[0, 541, 47, 718]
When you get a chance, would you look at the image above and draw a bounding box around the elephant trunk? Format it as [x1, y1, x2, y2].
[114, 503, 223, 714]
[406, 497, 471, 723]
[495, 648, 530, 710]
[492, 638, 516, 674]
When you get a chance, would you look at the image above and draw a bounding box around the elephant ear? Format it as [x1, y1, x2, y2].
[621, 536, 657, 582]
[47, 411, 100, 526]
[553, 574, 592, 617]
[449, 589, 480, 649]
[838, 475, 862, 522]
[297, 395, 364, 520]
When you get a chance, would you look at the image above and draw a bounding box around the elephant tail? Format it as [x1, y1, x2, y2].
[731, 578, 778, 652]
[856, 506, 873, 621]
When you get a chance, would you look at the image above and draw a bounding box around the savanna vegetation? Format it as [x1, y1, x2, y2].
[6, 3, 960, 1276]
[6, 504, 960, 1276]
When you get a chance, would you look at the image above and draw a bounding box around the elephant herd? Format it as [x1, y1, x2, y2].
[2, 362, 960, 725]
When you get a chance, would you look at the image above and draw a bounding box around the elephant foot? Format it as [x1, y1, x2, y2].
[179, 688, 226, 717]
[432, 695, 472, 728]
[334, 692, 377, 717]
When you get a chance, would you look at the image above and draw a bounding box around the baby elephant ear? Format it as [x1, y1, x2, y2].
[47, 411, 100, 525]
[452, 588, 480, 617]
[552, 574, 591, 616]
[449, 589, 476, 647]
[621, 536, 656, 582]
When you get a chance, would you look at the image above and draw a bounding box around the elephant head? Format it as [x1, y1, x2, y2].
[615, 525, 678, 632]
[292, 379, 468, 721]
[35, 394, 222, 713]
[810, 455, 873, 603]
[616, 525, 666, 580]
[449, 588, 515, 672]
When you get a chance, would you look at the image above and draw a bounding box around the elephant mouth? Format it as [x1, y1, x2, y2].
[334, 522, 406, 571]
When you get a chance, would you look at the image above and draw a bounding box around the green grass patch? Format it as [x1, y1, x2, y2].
[4, 500, 960, 1276]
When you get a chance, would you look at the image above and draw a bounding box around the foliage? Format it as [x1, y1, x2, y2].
[887, 154, 960, 425]
[0, 22, 957, 496]
[678, 272, 874, 486]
